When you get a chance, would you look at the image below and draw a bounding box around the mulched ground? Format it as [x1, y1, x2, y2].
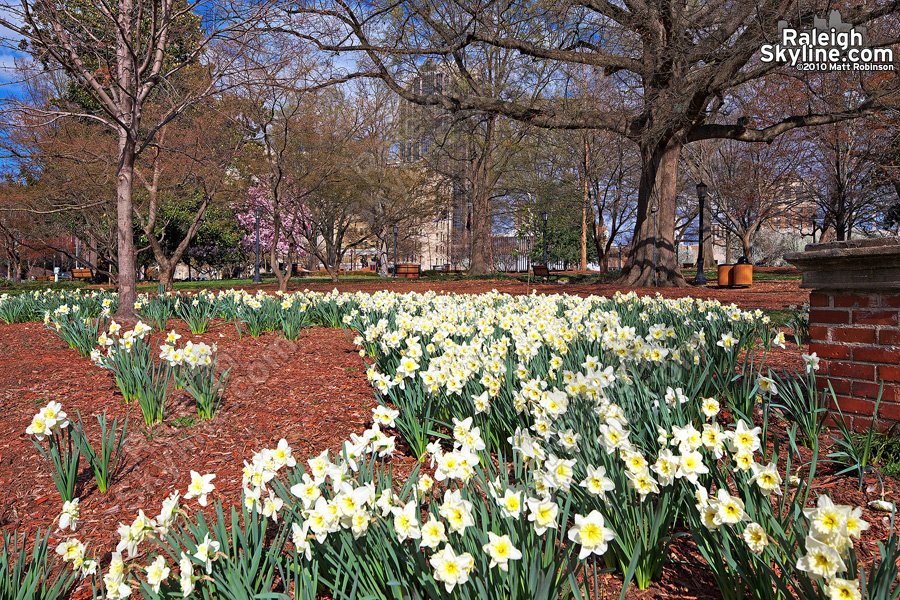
[0, 279, 895, 600]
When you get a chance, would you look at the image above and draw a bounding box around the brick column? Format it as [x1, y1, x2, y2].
[785, 238, 900, 431]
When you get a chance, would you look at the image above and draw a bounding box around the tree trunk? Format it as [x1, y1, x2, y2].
[741, 234, 753, 262]
[581, 135, 589, 271]
[469, 118, 494, 276]
[159, 261, 175, 292]
[617, 137, 687, 287]
[377, 234, 390, 277]
[113, 130, 138, 321]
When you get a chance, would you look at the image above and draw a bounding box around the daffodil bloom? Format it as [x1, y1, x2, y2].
[804, 496, 849, 544]
[291, 522, 313, 560]
[194, 533, 221, 575]
[56, 538, 85, 564]
[676, 451, 709, 485]
[846, 507, 870, 538]
[580, 465, 616, 498]
[439, 490, 475, 534]
[802, 352, 820, 373]
[626, 468, 660, 498]
[496, 488, 523, 518]
[701, 397, 720, 419]
[756, 375, 778, 395]
[145, 555, 170, 594]
[717, 332, 737, 351]
[156, 492, 180, 538]
[430, 544, 474, 593]
[749, 462, 783, 495]
[796, 535, 846, 580]
[392, 500, 422, 542]
[567, 510, 616, 559]
[59, 498, 80, 531]
[742, 522, 768, 554]
[712, 489, 747, 526]
[651, 449, 678, 487]
[824, 577, 861, 600]
[483, 532, 522, 571]
[728, 420, 761, 454]
[179, 552, 195, 596]
[185, 471, 216, 506]
[103, 552, 131, 600]
[260, 490, 283, 522]
[526, 497, 559, 535]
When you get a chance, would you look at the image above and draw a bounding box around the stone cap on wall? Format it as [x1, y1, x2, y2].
[784, 237, 900, 290]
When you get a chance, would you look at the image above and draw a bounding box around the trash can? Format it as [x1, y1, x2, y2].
[717, 264, 752, 287]
[717, 264, 733, 287]
[733, 263, 753, 287]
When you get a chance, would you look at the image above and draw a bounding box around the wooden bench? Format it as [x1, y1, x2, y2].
[395, 263, 421, 278]
[72, 268, 92, 281]
[532, 264, 559, 281]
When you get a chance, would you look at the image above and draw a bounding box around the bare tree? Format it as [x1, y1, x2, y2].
[282, 0, 899, 285]
[0, 0, 271, 316]
[685, 134, 806, 262]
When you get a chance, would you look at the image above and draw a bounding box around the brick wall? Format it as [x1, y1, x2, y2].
[809, 290, 900, 431]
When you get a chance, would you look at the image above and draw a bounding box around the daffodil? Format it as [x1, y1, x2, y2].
[184, 471, 216, 506]
[483, 532, 522, 571]
[742, 522, 768, 554]
[430, 544, 474, 593]
[567, 510, 616, 559]
[145, 555, 170, 593]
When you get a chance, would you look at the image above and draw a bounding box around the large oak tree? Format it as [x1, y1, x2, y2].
[284, 0, 899, 285]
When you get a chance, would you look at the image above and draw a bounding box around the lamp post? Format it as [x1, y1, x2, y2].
[253, 207, 262, 283]
[541, 211, 548, 266]
[393, 225, 399, 277]
[650, 204, 659, 287]
[695, 182, 708, 285]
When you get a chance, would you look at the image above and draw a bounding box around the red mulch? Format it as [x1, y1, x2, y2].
[0, 280, 896, 600]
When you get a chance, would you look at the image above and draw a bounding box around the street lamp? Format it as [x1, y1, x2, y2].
[253, 207, 262, 283]
[650, 204, 659, 287]
[695, 182, 708, 285]
[393, 225, 399, 277]
[541, 211, 548, 266]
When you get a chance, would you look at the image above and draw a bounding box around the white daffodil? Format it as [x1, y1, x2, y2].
[391, 500, 422, 542]
[580, 465, 616, 498]
[59, 498, 80, 531]
[742, 522, 768, 554]
[824, 578, 861, 600]
[430, 544, 475, 593]
[194, 533, 221, 575]
[420, 517, 448, 549]
[526, 497, 559, 535]
[179, 552, 195, 596]
[802, 352, 820, 373]
[749, 462, 783, 496]
[184, 471, 216, 506]
[483, 532, 522, 571]
[291, 522, 313, 560]
[796, 535, 846, 580]
[567, 510, 616, 559]
[145, 555, 170, 594]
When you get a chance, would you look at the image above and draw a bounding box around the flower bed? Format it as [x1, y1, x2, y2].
[0, 289, 898, 600]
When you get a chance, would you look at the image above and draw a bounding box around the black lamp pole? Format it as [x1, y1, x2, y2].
[253, 207, 262, 283]
[393, 225, 399, 277]
[695, 182, 708, 285]
[541, 211, 548, 266]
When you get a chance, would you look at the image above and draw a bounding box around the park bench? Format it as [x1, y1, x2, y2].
[532, 264, 560, 281]
[395, 263, 421, 278]
[72, 268, 92, 281]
